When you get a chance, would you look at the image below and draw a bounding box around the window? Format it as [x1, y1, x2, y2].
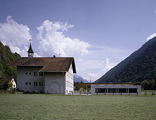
[39, 72, 44, 76]
[25, 82, 28, 85]
[95, 88, 106, 93]
[25, 72, 28, 75]
[108, 88, 117, 93]
[34, 72, 38, 76]
[29, 72, 31, 75]
[34, 82, 38, 86]
[29, 82, 31, 85]
[39, 82, 43, 86]
[119, 88, 127, 93]
[129, 88, 137, 93]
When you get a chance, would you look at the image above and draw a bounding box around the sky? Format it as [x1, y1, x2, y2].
[0, 0, 156, 82]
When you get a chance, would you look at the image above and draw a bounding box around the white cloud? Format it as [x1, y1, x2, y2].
[88, 73, 99, 83]
[104, 58, 114, 72]
[0, 16, 32, 56]
[106, 58, 109, 64]
[37, 20, 90, 57]
[77, 45, 132, 82]
[76, 57, 115, 82]
[0, 16, 129, 82]
[147, 33, 156, 41]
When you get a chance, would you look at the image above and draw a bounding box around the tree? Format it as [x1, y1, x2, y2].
[8, 81, 13, 89]
[74, 82, 81, 91]
[0, 41, 21, 89]
[141, 79, 155, 90]
[149, 79, 155, 90]
[141, 80, 150, 90]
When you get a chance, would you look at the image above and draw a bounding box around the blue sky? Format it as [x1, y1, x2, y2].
[0, 0, 156, 82]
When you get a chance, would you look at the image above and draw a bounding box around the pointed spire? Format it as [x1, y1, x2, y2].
[28, 39, 34, 57]
[28, 43, 34, 53]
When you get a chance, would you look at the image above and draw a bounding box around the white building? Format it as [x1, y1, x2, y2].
[11, 78, 16, 89]
[91, 84, 141, 95]
[11, 43, 76, 94]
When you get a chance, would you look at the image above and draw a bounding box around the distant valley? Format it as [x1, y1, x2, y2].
[74, 75, 88, 83]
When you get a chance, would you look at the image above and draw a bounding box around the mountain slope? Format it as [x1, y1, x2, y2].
[74, 75, 88, 83]
[95, 37, 156, 83]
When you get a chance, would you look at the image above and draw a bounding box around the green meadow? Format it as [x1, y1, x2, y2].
[0, 94, 156, 120]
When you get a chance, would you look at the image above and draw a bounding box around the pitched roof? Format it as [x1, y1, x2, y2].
[11, 57, 76, 73]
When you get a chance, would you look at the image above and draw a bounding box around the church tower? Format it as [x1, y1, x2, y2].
[28, 40, 34, 58]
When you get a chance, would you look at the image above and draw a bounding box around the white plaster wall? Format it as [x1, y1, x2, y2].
[65, 64, 74, 94]
[44, 72, 65, 94]
[17, 66, 44, 93]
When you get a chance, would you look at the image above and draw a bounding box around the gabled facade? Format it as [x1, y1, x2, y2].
[12, 57, 76, 94]
[11, 43, 76, 94]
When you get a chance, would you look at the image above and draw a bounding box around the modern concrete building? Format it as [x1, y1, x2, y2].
[11, 43, 76, 94]
[91, 84, 141, 95]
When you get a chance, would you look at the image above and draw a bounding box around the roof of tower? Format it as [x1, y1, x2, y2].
[28, 43, 34, 53]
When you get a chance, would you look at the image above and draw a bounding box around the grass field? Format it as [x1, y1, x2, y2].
[0, 94, 156, 120]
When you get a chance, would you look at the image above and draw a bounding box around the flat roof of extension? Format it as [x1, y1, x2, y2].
[81, 83, 137, 85]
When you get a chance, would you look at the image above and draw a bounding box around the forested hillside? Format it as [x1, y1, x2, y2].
[95, 37, 156, 89]
[0, 41, 20, 89]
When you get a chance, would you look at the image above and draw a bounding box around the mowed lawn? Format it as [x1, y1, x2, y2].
[0, 94, 156, 120]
